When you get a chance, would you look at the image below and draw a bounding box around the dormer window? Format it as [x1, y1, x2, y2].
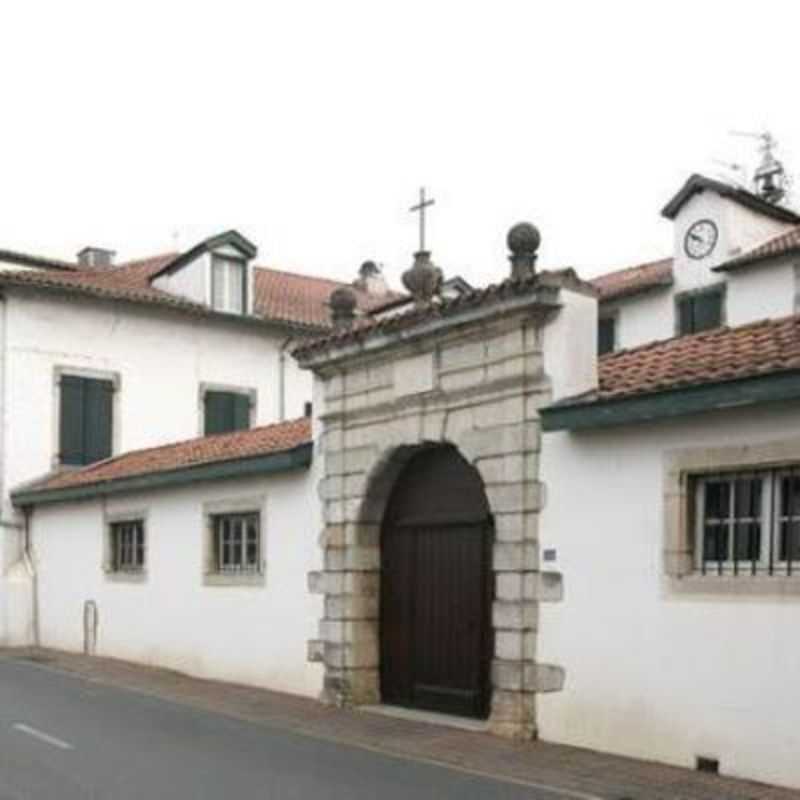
[211, 255, 247, 314]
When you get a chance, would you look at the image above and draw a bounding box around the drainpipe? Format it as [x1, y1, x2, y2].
[22, 507, 39, 647]
[278, 337, 294, 421]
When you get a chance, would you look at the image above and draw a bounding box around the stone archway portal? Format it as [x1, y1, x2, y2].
[380, 446, 493, 719]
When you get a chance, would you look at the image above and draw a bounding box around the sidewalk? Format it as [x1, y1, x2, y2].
[2, 646, 796, 800]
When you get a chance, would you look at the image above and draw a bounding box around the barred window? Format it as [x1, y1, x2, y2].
[213, 512, 260, 573]
[695, 467, 800, 575]
[110, 520, 145, 573]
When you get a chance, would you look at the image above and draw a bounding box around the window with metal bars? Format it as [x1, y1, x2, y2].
[110, 520, 145, 573]
[694, 467, 800, 576]
[212, 512, 261, 573]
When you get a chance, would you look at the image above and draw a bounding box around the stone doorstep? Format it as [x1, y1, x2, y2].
[2, 648, 798, 800]
[359, 704, 490, 734]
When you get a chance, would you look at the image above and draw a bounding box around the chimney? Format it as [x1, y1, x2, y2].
[77, 246, 116, 270]
[353, 260, 389, 295]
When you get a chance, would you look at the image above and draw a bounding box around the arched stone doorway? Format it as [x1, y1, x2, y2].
[380, 445, 493, 718]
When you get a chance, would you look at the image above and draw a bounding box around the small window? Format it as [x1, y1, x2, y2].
[59, 375, 114, 466]
[212, 512, 261, 573]
[677, 287, 723, 335]
[598, 316, 616, 355]
[110, 520, 145, 573]
[694, 467, 800, 576]
[204, 390, 251, 435]
[211, 256, 247, 314]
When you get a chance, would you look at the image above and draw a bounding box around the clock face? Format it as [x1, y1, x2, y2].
[684, 219, 718, 260]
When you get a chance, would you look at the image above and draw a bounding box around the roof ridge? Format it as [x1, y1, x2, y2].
[116, 251, 179, 270]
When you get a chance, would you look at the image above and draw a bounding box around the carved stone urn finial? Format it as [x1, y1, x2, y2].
[402, 250, 444, 307]
[329, 286, 357, 329]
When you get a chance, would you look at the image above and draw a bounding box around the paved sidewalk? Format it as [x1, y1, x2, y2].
[1, 646, 796, 800]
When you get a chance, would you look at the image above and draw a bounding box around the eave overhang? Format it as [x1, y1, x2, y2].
[661, 174, 800, 224]
[540, 370, 800, 432]
[12, 442, 312, 508]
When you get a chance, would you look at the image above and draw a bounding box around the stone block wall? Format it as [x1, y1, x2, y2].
[305, 312, 564, 738]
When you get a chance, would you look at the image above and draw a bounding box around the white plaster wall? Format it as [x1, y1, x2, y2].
[541, 288, 597, 402]
[604, 289, 674, 352]
[1, 292, 312, 520]
[726, 255, 797, 326]
[33, 470, 323, 697]
[152, 253, 209, 306]
[538, 403, 800, 789]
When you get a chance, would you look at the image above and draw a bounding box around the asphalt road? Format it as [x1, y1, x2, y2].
[0, 658, 566, 800]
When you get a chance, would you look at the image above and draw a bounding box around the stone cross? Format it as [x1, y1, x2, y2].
[409, 187, 435, 252]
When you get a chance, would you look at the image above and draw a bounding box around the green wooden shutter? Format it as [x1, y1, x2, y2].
[205, 391, 249, 435]
[233, 394, 250, 431]
[693, 291, 722, 333]
[84, 379, 113, 463]
[598, 317, 616, 355]
[678, 297, 694, 335]
[204, 392, 228, 435]
[59, 375, 85, 465]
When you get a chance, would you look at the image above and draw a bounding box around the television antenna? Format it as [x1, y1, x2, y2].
[729, 130, 790, 204]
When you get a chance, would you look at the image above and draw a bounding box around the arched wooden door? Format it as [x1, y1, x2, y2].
[380, 446, 493, 719]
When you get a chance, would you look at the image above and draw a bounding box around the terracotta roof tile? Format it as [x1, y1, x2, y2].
[0, 252, 398, 331]
[253, 266, 402, 328]
[596, 314, 800, 402]
[716, 225, 800, 271]
[18, 417, 312, 496]
[590, 258, 673, 301]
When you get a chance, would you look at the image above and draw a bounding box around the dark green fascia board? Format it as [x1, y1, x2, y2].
[541, 370, 800, 432]
[13, 442, 312, 508]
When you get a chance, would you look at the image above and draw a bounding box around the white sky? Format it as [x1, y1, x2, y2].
[2, 0, 799, 288]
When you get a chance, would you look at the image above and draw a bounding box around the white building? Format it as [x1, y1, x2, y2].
[0, 230, 393, 649]
[8, 169, 800, 790]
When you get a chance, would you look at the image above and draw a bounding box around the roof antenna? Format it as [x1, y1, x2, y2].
[729, 130, 791, 205]
[171, 228, 181, 252]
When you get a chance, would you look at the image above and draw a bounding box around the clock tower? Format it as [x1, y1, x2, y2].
[661, 173, 800, 294]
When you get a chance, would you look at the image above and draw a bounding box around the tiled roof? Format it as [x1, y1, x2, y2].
[716, 225, 800, 272]
[294, 269, 593, 360]
[590, 258, 673, 302]
[595, 314, 800, 402]
[0, 248, 78, 271]
[0, 251, 398, 332]
[16, 417, 312, 497]
[254, 266, 403, 328]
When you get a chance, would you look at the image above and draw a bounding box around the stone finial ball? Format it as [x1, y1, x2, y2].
[329, 286, 357, 313]
[507, 222, 541, 256]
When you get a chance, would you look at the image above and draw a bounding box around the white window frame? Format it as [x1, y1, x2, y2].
[212, 512, 261, 574]
[201, 494, 266, 587]
[693, 468, 800, 576]
[210, 255, 247, 314]
[110, 519, 146, 573]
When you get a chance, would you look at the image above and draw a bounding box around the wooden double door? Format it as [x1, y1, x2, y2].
[380, 447, 492, 719]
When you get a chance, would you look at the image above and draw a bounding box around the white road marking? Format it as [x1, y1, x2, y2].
[12, 723, 74, 751]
